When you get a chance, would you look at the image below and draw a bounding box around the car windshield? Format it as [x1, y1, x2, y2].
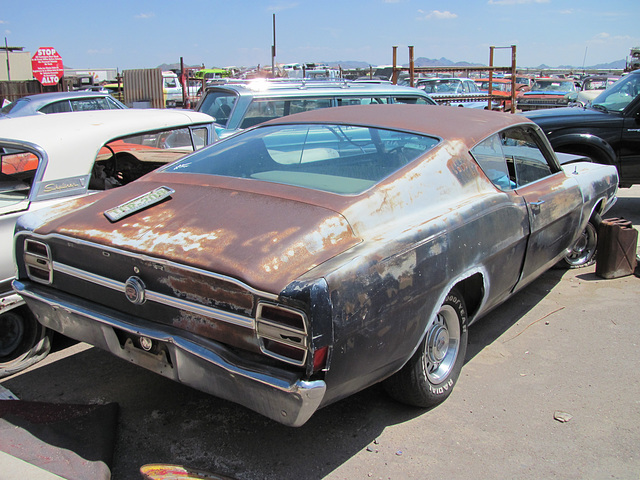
[418, 79, 459, 94]
[478, 81, 509, 92]
[197, 90, 238, 127]
[163, 124, 439, 194]
[582, 78, 613, 91]
[1, 146, 40, 210]
[531, 80, 574, 92]
[590, 73, 640, 112]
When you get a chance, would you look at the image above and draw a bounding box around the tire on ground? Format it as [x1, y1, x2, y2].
[0, 305, 52, 378]
[384, 288, 468, 408]
[562, 213, 602, 268]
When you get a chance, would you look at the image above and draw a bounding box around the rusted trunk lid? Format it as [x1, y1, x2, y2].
[35, 174, 361, 293]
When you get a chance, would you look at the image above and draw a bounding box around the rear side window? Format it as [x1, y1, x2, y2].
[472, 127, 556, 190]
[39, 100, 72, 114]
[393, 96, 436, 105]
[240, 98, 333, 129]
[70, 97, 115, 112]
[336, 97, 390, 106]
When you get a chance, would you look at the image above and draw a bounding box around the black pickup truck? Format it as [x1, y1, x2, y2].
[526, 69, 640, 187]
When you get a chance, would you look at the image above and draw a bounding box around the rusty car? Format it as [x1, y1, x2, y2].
[1, 109, 216, 378]
[11, 105, 618, 425]
[517, 77, 580, 111]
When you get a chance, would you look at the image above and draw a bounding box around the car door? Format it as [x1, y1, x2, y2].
[619, 89, 640, 182]
[505, 127, 583, 287]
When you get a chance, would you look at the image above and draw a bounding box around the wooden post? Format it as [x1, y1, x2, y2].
[409, 46, 414, 87]
[392, 46, 398, 84]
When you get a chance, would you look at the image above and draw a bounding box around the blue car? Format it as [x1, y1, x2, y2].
[0, 91, 126, 118]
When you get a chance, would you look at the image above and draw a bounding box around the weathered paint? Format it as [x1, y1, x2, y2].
[13, 104, 619, 425]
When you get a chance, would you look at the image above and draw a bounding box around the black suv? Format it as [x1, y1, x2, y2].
[525, 69, 640, 187]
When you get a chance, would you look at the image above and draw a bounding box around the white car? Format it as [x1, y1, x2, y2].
[416, 77, 495, 109]
[0, 108, 216, 377]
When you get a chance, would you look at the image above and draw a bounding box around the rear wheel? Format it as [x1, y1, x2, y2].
[384, 289, 468, 407]
[0, 306, 52, 378]
[563, 214, 601, 268]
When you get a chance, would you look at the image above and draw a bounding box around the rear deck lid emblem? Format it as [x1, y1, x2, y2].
[125, 276, 146, 305]
[104, 186, 175, 222]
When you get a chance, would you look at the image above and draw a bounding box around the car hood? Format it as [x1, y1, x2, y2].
[524, 106, 615, 125]
[521, 91, 569, 97]
[32, 175, 361, 293]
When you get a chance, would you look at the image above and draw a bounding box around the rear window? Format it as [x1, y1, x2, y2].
[240, 98, 333, 129]
[163, 124, 439, 195]
[0, 98, 28, 114]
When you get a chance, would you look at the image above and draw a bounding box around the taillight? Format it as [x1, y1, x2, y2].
[313, 345, 329, 372]
[24, 239, 53, 284]
[256, 302, 308, 366]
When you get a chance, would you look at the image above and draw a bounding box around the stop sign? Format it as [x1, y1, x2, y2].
[31, 47, 64, 86]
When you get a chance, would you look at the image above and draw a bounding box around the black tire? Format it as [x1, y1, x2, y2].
[562, 214, 601, 268]
[384, 289, 468, 408]
[0, 306, 52, 379]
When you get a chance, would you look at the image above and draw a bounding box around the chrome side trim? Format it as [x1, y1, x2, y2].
[17, 232, 278, 301]
[53, 262, 255, 330]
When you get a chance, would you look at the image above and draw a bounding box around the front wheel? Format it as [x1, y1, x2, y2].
[384, 289, 468, 408]
[562, 214, 601, 268]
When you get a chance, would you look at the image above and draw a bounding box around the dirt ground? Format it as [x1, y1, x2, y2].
[2, 187, 640, 480]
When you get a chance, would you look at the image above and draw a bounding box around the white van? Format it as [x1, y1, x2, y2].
[162, 71, 183, 107]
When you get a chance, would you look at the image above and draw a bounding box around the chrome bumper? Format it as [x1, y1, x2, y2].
[12, 279, 326, 427]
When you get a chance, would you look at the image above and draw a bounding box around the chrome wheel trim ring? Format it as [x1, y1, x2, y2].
[423, 304, 461, 384]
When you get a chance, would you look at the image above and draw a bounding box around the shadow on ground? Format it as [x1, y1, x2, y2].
[2, 269, 566, 480]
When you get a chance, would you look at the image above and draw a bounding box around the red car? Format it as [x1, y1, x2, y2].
[474, 78, 520, 111]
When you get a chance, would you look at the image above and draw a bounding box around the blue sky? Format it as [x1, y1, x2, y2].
[2, 0, 638, 70]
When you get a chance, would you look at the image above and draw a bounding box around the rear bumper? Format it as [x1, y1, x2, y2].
[13, 279, 326, 427]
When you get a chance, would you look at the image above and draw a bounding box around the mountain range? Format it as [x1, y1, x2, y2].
[322, 57, 627, 71]
[159, 57, 627, 72]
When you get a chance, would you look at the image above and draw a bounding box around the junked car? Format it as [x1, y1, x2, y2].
[475, 77, 519, 111]
[0, 91, 126, 118]
[194, 79, 437, 137]
[12, 105, 617, 425]
[1, 109, 216, 377]
[566, 75, 620, 107]
[415, 77, 495, 109]
[517, 77, 579, 111]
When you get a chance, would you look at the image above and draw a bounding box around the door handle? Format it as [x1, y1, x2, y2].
[529, 200, 545, 206]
